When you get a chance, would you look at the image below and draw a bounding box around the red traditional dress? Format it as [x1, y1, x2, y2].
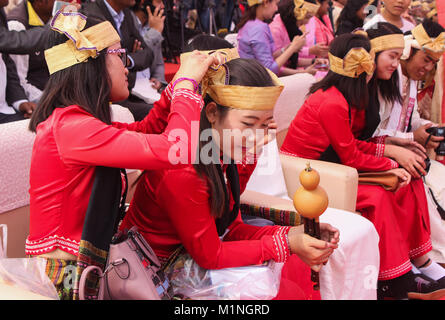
[280, 86, 432, 280]
[27, 84, 202, 256]
[121, 160, 320, 300]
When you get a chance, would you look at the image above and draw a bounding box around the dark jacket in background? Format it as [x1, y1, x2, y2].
[7, 0, 50, 91]
[0, 8, 27, 107]
[0, 7, 48, 54]
[80, 0, 154, 89]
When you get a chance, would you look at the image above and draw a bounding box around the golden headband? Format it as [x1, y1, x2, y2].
[427, 8, 437, 18]
[247, 0, 263, 6]
[44, 11, 121, 74]
[329, 48, 375, 78]
[410, 1, 422, 8]
[294, 0, 320, 19]
[181, 48, 284, 110]
[410, 23, 445, 60]
[294, 0, 308, 20]
[370, 34, 405, 53]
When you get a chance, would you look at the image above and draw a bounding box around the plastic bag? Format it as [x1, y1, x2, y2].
[167, 254, 283, 300]
[0, 257, 59, 300]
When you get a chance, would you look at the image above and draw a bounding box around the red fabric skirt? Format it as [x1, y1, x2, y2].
[356, 178, 431, 280]
[273, 255, 321, 300]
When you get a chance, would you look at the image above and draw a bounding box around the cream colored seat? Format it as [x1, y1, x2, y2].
[279, 154, 358, 212]
[274, 73, 359, 213]
[0, 105, 139, 259]
[0, 105, 142, 299]
[241, 74, 378, 300]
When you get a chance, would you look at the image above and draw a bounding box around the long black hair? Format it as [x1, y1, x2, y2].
[335, 0, 369, 35]
[196, 58, 275, 219]
[367, 22, 403, 104]
[236, 0, 279, 31]
[236, 2, 260, 31]
[29, 18, 114, 132]
[358, 22, 403, 139]
[278, 0, 318, 39]
[309, 33, 371, 110]
[277, 0, 317, 68]
[184, 34, 234, 51]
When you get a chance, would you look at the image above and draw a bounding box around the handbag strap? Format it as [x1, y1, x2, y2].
[423, 176, 445, 220]
[79, 265, 105, 300]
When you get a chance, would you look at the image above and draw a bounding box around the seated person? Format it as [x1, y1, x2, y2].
[81, 0, 155, 121]
[369, 20, 445, 268]
[299, 0, 334, 61]
[7, 0, 53, 103]
[0, 1, 36, 123]
[27, 11, 217, 299]
[236, 0, 308, 76]
[335, 0, 369, 36]
[130, 0, 166, 91]
[364, 0, 415, 32]
[280, 33, 445, 300]
[121, 56, 340, 300]
[269, 0, 328, 76]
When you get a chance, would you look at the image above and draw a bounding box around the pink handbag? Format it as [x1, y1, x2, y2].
[79, 226, 172, 300]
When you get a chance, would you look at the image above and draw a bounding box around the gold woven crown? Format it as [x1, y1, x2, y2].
[247, 0, 263, 6]
[180, 48, 284, 111]
[370, 34, 406, 53]
[294, 0, 320, 19]
[44, 11, 121, 74]
[329, 48, 375, 78]
[411, 23, 445, 60]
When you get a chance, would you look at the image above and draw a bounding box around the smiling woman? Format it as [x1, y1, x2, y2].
[121, 56, 340, 300]
[26, 11, 219, 299]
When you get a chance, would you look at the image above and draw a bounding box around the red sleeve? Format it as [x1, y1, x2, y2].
[319, 99, 397, 172]
[112, 83, 174, 134]
[156, 169, 291, 270]
[53, 88, 201, 170]
[356, 135, 388, 157]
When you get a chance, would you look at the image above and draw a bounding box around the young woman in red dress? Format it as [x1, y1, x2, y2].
[121, 56, 340, 300]
[280, 32, 445, 300]
[26, 12, 219, 298]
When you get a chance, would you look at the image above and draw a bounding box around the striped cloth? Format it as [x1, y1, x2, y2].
[240, 204, 302, 227]
[45, 259, 77, 300]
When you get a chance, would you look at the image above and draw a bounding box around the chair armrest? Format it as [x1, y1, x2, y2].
[279, 153, 358, 213]
[240, 190, 302, 226]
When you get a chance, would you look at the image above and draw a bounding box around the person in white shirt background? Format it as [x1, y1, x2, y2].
[0, 0, 36, 124]
[7, 0, 54, 104]
[364, 0, 415, 33]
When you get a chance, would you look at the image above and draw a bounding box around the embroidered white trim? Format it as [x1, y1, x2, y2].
[172, 89, 204, 110]
[375, 143, 385, 158]
[272, 227, 291, 263]
[279, 150, 298, 158]
[25, 235, 80, 255]
[378, 259, 412, 280]
[409, 240, 432, 259]
[389, 159, 399, 169]
[165, 82, 173, 101]
[376, 136, 386, 145]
